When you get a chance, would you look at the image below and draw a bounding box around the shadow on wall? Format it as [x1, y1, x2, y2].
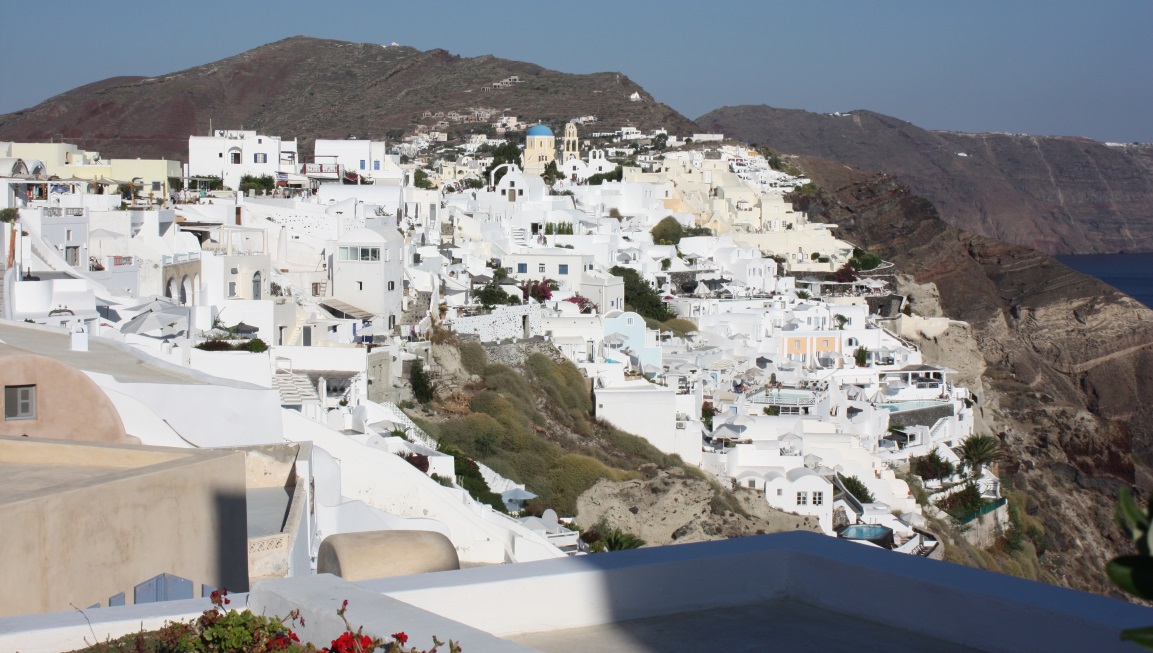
[216, 490, 251, 595]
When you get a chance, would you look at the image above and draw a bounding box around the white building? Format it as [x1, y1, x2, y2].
[188, 130, 299, 191]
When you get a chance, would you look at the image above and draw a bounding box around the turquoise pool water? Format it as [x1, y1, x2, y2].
[840, 524, 891, 540]
[878, 400, 948, 412]
[748, 388, 816, 404]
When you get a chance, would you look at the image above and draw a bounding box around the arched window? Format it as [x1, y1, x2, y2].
[252, 271, 262, 300]
[179, 275, 190, 306]
[165, 278, 176, 300]
[847, 337, 859, 347]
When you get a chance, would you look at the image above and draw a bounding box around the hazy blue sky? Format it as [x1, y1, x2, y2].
[1, 1, 1149, 142]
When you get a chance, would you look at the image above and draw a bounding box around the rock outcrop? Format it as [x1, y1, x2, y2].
[797, 157, 1153, 595]
[698, 105, 1153, 255]
[576, 468, 821, 546]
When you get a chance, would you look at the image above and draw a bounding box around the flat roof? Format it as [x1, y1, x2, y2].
[0, 321, 257, 387]
[510, 600, 981, 653]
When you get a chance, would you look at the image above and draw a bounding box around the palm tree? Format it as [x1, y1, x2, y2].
[603, 527, 646, 551]
[960, 434, 1003, 478]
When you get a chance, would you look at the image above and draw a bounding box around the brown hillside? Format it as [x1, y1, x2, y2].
[797, 156, 1153, 595]
[0, 36, 696, 161]
[698, 105, 1153, 255]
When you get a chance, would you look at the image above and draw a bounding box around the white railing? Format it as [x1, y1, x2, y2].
[378, 401, 439, 450]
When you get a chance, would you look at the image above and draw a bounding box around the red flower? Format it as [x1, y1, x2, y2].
[392, 631, 409, 645]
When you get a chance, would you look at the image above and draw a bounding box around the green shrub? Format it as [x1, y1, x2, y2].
[936, 483, 988, 518]
[651, 216, 684, 245]
[548, 454, 629, 516]
[910, 449, 955, 481]
[459, 341, 488, 375]
[195, 339, 234, 351]
[245, 338, 268, 353]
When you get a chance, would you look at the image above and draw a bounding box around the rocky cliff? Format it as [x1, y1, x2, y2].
[796, 156, 1153, 595]
[698, 105, 1153, 255]
[0, 37, 695, 161]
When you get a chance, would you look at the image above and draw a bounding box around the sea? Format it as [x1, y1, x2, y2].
[1056, 253, 1153, 309]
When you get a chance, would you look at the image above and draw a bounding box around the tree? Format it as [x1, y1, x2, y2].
[541, 160, 562, 185]
[910, 448, 955, 481]
[841, 475, 876, 503]
[0, 208, 18, 224]
[833, 263, 858, 283]
[586, 165, 622, 185]
[413, 169, 436, 190]
[651, 216, 684, 245]
[652, 133, 668, 150]
[475, 283, 518, 308]
[410, 359, 437, 404]
[834, 314, 849, 330]
[609, 266, 675, 322]
[482, 141, 522, 185]
[602, 527, 645, 551]
[960, 434, 1003, 477]
[238, 174, 275, 194]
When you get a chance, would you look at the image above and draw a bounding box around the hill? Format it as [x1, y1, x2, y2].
[0, 36, 696, 161]
[697, 105, 1153, 255]
[795, 156, 1153, 595]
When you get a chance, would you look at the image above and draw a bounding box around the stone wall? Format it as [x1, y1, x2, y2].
[449, 303, 542, 342]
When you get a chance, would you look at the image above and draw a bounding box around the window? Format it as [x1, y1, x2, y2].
[254, 153, 268, 164]
[746, 479, 755, 488]
[228, 281, 237, 297]
[776, 488, 783, 496]
[151, 181, 162, 192]
[796, 491, 808, 506]
[4, 385, 36, 420]
[359, 160, 366, 170]
[230, 152, 241, 165]
[558, 264, 569, 275]
[812, 491, 824, 506]
[517, 263, 527, 274]
[518, 189, 524, 197]
[374, 160, 381, 171]
[387, 281, 395, 291]
[538, 263, 546, 273]
[357, 281, 363, 290]
[338, 246, 380, 261]
[847, 337, 859, 347]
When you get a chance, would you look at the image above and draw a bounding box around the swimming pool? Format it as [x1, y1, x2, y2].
[838, 524, 895, 548]
[877, 400, 948, 412]
[747, 388, 817, 405]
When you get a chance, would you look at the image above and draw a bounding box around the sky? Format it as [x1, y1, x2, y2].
[1, 1, 1150, 143]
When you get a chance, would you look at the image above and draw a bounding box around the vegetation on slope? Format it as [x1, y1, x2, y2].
[414, 346, 692, 515]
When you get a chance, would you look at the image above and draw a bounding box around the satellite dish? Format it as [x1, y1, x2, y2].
[541, 508, 558, 527]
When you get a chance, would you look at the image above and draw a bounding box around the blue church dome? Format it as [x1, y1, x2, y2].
[526, 124, 554, 137]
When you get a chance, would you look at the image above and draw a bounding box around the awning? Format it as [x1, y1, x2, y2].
[320, 299, 376, 320]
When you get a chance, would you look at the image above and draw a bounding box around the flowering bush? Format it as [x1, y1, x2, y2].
[71, 591, 459, 653]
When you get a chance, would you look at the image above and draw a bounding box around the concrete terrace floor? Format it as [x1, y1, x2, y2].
[246, 486, 293, 538]
[0, 462, 123, 504]
[0, 322, 205, 384]
[508, 600, 983, 653]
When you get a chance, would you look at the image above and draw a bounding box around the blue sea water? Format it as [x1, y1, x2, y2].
[1056, 253, 1153, 309]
